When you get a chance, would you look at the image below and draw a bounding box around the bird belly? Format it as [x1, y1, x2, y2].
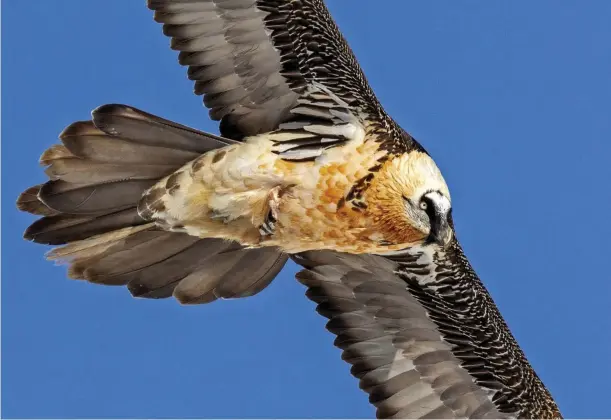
[141, 133, 399, 254]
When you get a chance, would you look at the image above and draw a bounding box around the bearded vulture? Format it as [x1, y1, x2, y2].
[17, 0, 561, 418]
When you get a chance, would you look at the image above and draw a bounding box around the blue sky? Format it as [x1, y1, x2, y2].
[2, 1, 611, 418]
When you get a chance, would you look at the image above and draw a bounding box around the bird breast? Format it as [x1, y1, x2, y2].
[144, 128, 431, 255]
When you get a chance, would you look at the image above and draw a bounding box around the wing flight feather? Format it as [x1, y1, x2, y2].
[147, 0, 388, 141]
[292, 244, 561, 419]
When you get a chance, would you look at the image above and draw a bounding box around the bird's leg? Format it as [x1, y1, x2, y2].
[259, 186, 284, 237]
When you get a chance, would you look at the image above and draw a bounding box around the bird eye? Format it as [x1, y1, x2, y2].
[419, 201, 428, 210]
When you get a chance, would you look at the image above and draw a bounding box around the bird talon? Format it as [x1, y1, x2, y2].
[259, 186, 283, 237]
[259, 218, 276, 236]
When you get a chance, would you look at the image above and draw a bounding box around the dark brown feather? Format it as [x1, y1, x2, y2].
[24, 208, 145, 245]
[292, 247, 561, 418]
[147, 0, 388, 141]
[45, 228, 287, 303]
[17, 185, 59, 216]
[91, 104, 236, 152]
[60, 121, 202, 165]
[292, 251, 508, 419]
[39, 179, 157, 215]
[21, 103, 238, 240]
[44, 159, 176, 184]
[20, 103, 287, 308]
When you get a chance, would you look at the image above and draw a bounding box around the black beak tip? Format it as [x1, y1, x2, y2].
[426, 229, 453, 248]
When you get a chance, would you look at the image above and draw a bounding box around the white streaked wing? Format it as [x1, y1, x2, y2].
[147, 0, 386, 140]
[292, 251, 506, 419]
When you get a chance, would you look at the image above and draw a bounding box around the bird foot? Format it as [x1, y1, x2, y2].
[259, 186, 283, 237]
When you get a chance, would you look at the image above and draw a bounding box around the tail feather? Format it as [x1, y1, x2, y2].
[92, 103, 235, 152]
[60, 120, 202, 165]
[39, 179, 157, 215]
[17, 185, 59, 216]
[46, 224, 156, 263]
[25, 103, 231, 237]
[44, 159, 176, 184]
[39, 144, 76, 164]
[19, 104, 287, 304]
[24, 208, 144, 245]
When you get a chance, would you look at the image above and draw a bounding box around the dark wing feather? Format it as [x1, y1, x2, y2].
[292, 244, 561, 419]
[147, 0, 418, 155]
[149, 0, 298, 138]
[46, 227, 287, 304]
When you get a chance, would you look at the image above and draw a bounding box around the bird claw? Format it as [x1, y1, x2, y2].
[259, 187, 282, 237]
[259, 217, 276, 236]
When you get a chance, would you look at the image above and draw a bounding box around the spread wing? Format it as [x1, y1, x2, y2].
[148, 0, 420, 159]
[22, 3, 562, 416]
[292, 242, 561, 419]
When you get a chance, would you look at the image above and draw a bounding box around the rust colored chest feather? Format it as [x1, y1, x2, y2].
[266, 142, 431, 254]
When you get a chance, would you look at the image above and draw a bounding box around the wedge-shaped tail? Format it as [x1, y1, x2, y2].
[18, 104, 287, 303]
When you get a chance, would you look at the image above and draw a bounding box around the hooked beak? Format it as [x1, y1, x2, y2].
[422, 191, 454, 248]
[427, 211, 453, 247]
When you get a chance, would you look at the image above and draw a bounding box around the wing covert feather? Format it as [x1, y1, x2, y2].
[147, 0, 388, 140]
[293, 251, 506, 419]
[292, 246, 561, 419]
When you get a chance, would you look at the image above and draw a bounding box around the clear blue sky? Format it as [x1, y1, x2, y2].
[2, 1, 611, 418]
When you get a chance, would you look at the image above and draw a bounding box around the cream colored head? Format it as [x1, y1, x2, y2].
[366, 151, 453, 248]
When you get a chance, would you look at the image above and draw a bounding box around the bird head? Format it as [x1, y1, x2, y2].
[366, 151, 454, 249]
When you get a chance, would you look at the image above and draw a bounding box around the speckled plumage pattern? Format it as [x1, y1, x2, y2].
[17, 0, 561, 418]
[294, 246, 563, 418]
[394, 242, 560, 418]
[136, 107, 445, 254]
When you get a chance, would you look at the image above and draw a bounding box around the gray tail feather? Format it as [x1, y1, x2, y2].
[17, 104, 287, 303]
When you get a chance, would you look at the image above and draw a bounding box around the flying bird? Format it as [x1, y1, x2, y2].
[17, 1, 561, 418]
